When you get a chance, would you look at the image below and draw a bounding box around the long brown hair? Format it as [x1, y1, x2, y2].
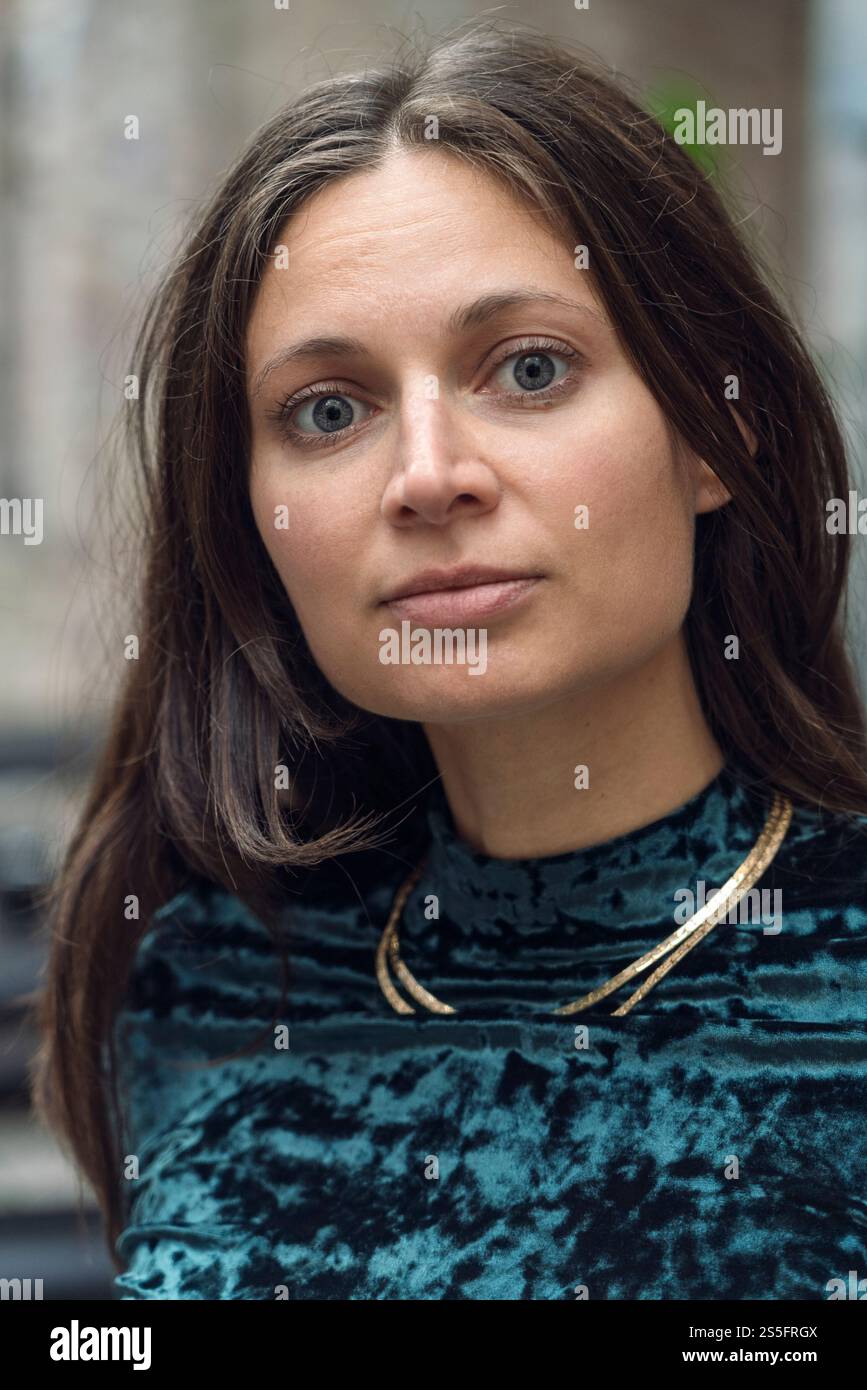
[30, 19, 867, 1271]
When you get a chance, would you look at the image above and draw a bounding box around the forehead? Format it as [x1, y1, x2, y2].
[245, 148, 594, 356]
[272, 146, 564, 263]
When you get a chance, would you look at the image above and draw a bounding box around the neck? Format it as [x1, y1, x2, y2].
[422, 632, 726, 859]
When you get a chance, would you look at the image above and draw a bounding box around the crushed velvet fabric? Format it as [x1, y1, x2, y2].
[112, 764, 867, 1299]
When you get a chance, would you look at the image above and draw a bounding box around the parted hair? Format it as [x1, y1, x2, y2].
[30, 19, 867, 1269]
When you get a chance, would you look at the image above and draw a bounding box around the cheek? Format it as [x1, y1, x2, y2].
[539, 391, 696, 647]
[250, 462, 358, 617]
[249, 459, 386, 704]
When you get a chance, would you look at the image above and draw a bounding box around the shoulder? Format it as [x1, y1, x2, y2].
[773, 797, 867, 903]
[111, 878, 286, 1169]
[126, 844, 400, 986]
[113, 882, 280, 1052]
[123, 880, 274, 1007]
[764, 797, 867, 968]
[116, 841, 405, 1036]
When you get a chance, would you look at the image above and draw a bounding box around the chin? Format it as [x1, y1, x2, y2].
[340, 660, 582, 725]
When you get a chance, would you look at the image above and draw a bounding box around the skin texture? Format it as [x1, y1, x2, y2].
[246, 147, 731, 857]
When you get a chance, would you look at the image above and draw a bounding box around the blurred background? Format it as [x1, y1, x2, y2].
[1, 0, 866, 1299]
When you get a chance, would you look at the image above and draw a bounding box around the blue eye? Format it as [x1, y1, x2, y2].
[490, 349, 572, 394]
[292, 392, 372, 436]
[267, 337, 582, 450]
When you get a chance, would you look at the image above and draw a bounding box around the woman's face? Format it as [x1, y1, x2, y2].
[246, 147, 727, 723]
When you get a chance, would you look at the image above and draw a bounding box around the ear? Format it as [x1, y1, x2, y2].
[692, 407, 757, 515]
[693, 457, 732, 515]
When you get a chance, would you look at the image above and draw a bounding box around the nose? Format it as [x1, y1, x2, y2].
[380, 388, 501, 527]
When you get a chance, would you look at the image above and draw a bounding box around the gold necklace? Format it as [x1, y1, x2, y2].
[375, 790, 793, 1017]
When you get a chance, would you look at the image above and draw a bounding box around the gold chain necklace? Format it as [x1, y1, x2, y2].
[376, 790, 793, 1017]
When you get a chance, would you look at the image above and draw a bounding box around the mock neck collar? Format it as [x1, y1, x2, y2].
[423, 763, 763, 910]
[395, 762, 774, 1013]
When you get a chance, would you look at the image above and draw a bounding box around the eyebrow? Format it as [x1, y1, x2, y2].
[249, 289, 607, 398]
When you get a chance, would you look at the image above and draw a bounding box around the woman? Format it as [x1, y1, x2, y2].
[32, 23, 867, 1300]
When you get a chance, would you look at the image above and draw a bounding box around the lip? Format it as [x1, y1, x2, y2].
[381, 563, 543, 603]
[383, 576, 542, 624]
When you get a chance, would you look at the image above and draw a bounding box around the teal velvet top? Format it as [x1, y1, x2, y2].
[112, 764, 867, 1299]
